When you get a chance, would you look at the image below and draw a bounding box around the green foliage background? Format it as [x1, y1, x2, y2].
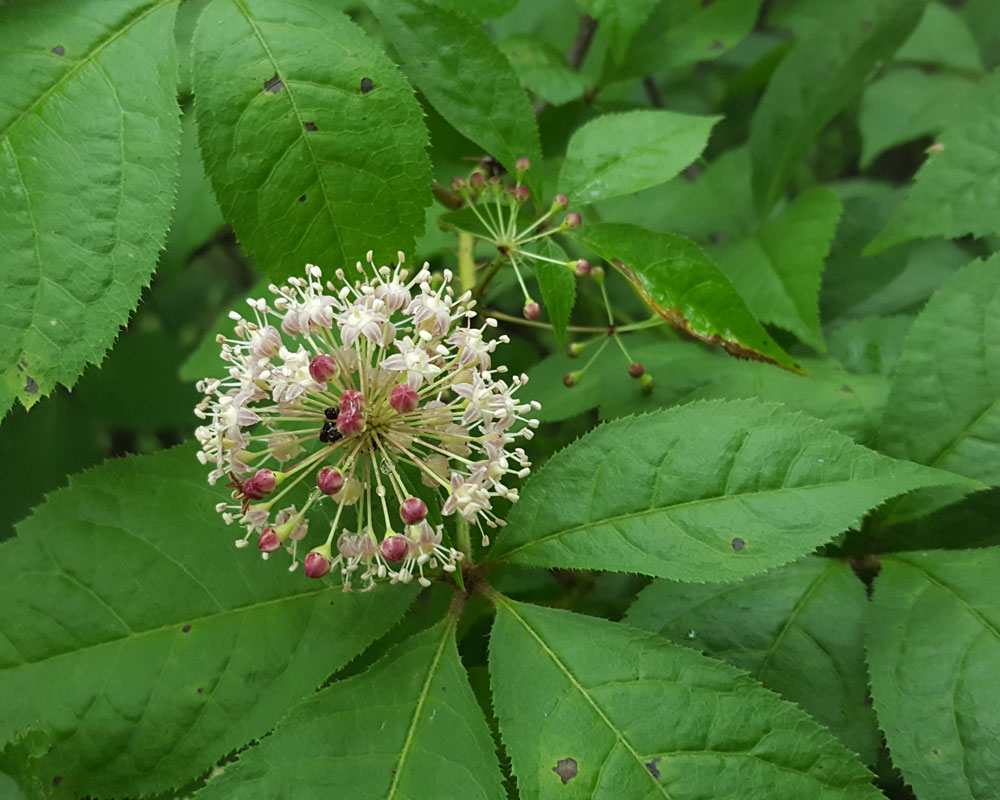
[1, 0, 999, 798]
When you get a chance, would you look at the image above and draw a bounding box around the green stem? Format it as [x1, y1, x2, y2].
[458, 231, 476, 294]
[456, 515, 472, 560]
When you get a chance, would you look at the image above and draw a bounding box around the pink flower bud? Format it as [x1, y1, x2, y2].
[514, 184, 530, 203]
[308, 354, 337, 383]
[336, 409, 364, 436]
[564, 212, 581, 229]
[258, 527, 282, 553]
[628, 362, 645, 378]
[574, 259, 591, 276]
[390, 383, 419, 414]
[469, 172, 486, 190]
[554, 193, 569, 208]
[253, 469, 276, 493]
[515, 157, 531, 172]
[523, 301, 541, 320]
[400, 497, 428, 525]
[381, 535, 408, 562]
[242, 475, 267, 500]
[303, 551, 332, 578]
[317, 467, 344, 495]
[339, 389, 365, 415]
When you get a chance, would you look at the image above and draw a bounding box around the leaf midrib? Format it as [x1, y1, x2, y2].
[0, 0, 172, 143]
[1, 586, 332, 671]
[497, 474, 942, 562]
[385, 619, 456, 799]
[498, 598, 671, 798]
[229, 0, 345, 264]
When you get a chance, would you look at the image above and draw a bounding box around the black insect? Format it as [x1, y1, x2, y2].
[462, 154, 506, 178]
[319, 408, 343, 444]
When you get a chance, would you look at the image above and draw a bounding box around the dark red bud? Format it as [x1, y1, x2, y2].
[400, 497, 428, 525]
[390, 384, 420, 413]
[303, 551, 332, 578]
[258, 528, 282, 553]
[574, 259, 591, 276]
[514, 184, 530, 203]
[554, 193, 569, 208]
[253, 469, 276, 493]
[308, 354, 337, 383]
[381, 535, 408, 562]
[339, 389, 365, 415]
[564, 212, 582, 229]
[628, 362, 645, 378]
[336, 409, 364, 436]
[469, 172, 486, 189]
[317, 467, 344, 495]
[242, 475, 267, 500]
[523, 301, 541, 320]
[563, 373, 577, 387]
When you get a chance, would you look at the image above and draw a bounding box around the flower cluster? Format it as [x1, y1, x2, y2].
[195, 255, 539, 591]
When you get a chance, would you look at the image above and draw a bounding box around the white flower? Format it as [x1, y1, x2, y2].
[195, 257, 537, 591]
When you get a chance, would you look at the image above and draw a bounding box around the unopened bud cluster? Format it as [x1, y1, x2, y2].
[195, 256, 539, 591]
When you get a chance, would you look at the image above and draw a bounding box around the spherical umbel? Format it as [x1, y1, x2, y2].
[400, 497, 428, 525]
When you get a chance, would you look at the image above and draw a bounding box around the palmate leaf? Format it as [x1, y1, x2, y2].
[193, 0, 432, 279]
[196, 618, 505, 799]
[369, 0, 542, 197]
[866, 70, 1000, 254]
[574, 223, 800, 371]
[710, 187, 842, 352]
[489, 399, 977, 581]
[0, 445, 416, 798]
[0, 0, 181, 415]
[489, 598, 882, 799]
[867, 549, 1000, 800]
[626, 557, 879, 763]
[558, 110, 720, 205]
[878, 255, 1000, 521]
[749, 0, 925, 213]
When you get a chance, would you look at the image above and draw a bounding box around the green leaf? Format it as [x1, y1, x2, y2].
[575, 0, 661, 66]
[193, 0, 432, 278]
[867, 549, 1000, 800]
[197, 619, 505, 799]
[532, 239, 575, 346]
[710, 187, 842, 352]
[866, 70, 1000, 254]
[749, 0, 926, 212]
[489, 598, 882, 799]
[875, 488, 1000, 553]
[490, 399, 976, 580]
[895, 1, 985, 73]
[879, 255, 1000, 484]
[160, 107, 225, 274]
[593, 147, 757, 242]
[820, 187, 968, 321]
[827, 316, 913, 377]
[0, 445, 416, 798]
[558, 111, 720, 205]
[627, 557, 879, 763]
[0, 0, 181, 415]
[574, 223, 800, 371]
[369, 0, 542, 193]
[500, 35, 587, 107]
[859, 68, 977, 168]
[612, 0, 764, 80]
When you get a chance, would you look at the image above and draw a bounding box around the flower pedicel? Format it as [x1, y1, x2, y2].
[195, 254, 539, 591]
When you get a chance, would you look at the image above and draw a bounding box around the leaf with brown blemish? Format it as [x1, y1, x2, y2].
[573, 223, 802, 372]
